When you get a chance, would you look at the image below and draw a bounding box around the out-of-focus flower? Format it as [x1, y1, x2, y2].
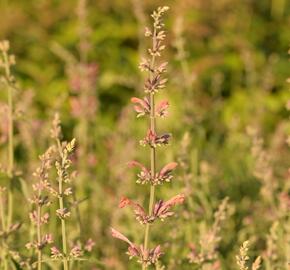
[68, 63, 98, 93]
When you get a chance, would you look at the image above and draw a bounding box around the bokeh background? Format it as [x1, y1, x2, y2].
[0, 0, 290, 269]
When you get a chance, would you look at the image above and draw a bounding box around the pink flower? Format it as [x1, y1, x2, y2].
[154, 162, 178, 185]
[70, 244, 83, 258]
[51, 246, 62, 259]
[111, 228, 163, 265]
[153, 194, 185, 220]
[131, 97, 150, 117]
[128, 161, 178, 185]
[84, 238, 95, 252]
[140, 129, 171, 148]
[156, 100, 169, 118]
[119, 197, 150, 224]
[68, 63, 98, 93]
[144, 74, 167, 93]
[111, 228, 135, 248]
[127, 161, 151, 184]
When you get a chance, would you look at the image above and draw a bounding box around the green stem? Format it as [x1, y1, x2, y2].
[142, 27, 157, 270]
[3, 49, 14, 229]
[0, 192, 8, 270]
[1, 48, 13, 270]
[2, 240, 8, 270]
[37, 195, 42, 270]
[0, 193, 5, 232]
[59, 182, 69, 270]
[57, 140, 69, 270]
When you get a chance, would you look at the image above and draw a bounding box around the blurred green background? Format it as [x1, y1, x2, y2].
[0, 0, 289, 269]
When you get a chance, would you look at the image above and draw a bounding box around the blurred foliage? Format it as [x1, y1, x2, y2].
[0, 0, 289, 269]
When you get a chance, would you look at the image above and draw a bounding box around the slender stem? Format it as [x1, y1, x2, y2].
[142, 27, 157, 270]
[0, 192, 8, 270]
[2, 50, 14, 230]
[0, 193, 6, 232]
[2, 239, 8, 270]
[59, 181, 69, 270]
[57, 140, 69, 270]
[37, 192, 42, 270]
[0, 49, 14, 270]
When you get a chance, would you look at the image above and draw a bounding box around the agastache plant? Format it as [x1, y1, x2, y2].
[26, 147, 55, 270]
[112, 6, 185, 269]
[49, 114, 84, 270]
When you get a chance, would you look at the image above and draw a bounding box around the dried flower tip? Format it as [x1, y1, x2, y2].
[66, 138, 76, 153]
[159, 6, 170, 12]
[236, 241, 250, 270]
[64, 187, 73, 196]
[50, 113, 61, 139]
[9, 55, 16, 65]
[0, 40, 10, 52]
[145, 27, 152, 37]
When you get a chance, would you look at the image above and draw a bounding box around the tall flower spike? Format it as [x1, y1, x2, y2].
[112, 6, 185, 269]
[49, 115, 84, 270]
[0, 40, 18, 270]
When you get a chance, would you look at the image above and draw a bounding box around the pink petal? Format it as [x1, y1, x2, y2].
[160, 162, 178, 176]
[111, 228, 133, 247]
[127, 160, 149, 173]
[119, 197, 132, 208]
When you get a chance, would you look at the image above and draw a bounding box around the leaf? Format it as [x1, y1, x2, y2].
[10, 258, 22, 270]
